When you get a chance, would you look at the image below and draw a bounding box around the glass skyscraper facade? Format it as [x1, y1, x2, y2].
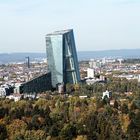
[46, 29, 80, 88]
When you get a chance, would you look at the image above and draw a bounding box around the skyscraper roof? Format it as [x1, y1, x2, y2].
[46, 29, 73, 36]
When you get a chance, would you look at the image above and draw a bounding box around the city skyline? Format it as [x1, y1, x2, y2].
[0, 0, 140, 53]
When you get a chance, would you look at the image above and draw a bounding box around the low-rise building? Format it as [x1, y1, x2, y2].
[6, 93, 23, 102]
[102, 90, 112, 99]
[87, 68, 95, 78]
[0, 87, 7, 97]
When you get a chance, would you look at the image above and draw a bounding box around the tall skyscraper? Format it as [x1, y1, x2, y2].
[46, 29, 80, 88]
[25, 56, 30, 68]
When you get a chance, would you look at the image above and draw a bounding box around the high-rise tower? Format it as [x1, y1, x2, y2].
[46, 29, 80, 88]
[25, 56, 30, 68]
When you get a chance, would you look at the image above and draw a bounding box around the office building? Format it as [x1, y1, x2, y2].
[46, 29, 80, 88]
[20, 73, 52, 94]
[25, 56, 30, 68]
[87, 68, 95, 78]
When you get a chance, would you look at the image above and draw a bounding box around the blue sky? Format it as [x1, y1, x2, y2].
[0, 0, 140, 53]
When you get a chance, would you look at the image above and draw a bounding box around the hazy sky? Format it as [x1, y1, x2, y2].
[0, 0, 140, 53]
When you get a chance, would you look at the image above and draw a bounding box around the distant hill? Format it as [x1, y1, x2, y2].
[0, 53, 46, 64]
[0, 49, 140, 64]
[78, 49, 140, 60]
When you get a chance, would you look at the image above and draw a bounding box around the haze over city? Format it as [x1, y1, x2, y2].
[0, 0, 140, 53]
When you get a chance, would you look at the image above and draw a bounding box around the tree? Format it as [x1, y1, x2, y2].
[7, 119, 27, 140]
[24, 130, 46, 140]
[49, 124, 60, 137]
[121, 103, 129, 114]
[30, 115, 40, 130]
[113, 100, 119, 109]
[76, 135, 88, 140]
[0, 124, 7, 140]
[60, 123, 76, 140]
[127, 111, 140, 139]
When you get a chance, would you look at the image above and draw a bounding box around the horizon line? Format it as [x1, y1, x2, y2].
[0, 48, 140, 54]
